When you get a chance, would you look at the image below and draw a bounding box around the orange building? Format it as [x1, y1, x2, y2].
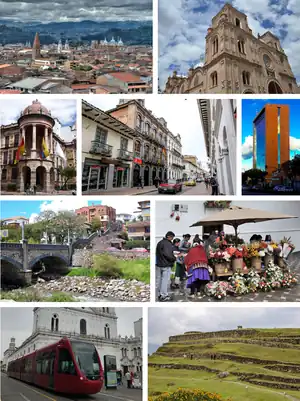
[75, 204, 116, 229]
[253, 104, 290, 180]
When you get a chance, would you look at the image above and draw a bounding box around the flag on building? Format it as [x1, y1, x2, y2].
[55, 142, 67, 166]
[40, 137, 49, 159]
[14, 137, 25, 164]
[162, 148, 167, 155]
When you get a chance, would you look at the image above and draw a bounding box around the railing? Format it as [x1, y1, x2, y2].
[118, 149, 133, 161]
[134, 151, 143, 159]
[90, 141, 113, 156]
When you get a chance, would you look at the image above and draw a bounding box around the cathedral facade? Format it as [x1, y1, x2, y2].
[4, 308, 143, 376]
[164, 3, 298, 94]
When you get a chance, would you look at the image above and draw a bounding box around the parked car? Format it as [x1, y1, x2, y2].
[196, 178, 202, 183]
[185, 179, 196, 186]
[273, 185, 293, 192]
[158, 179, 182, 194]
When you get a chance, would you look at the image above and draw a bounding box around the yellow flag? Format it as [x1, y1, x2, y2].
[42, 137, 49, 158]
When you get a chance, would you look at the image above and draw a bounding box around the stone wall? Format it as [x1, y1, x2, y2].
[72, 249, 149, 267]
[169, 329, 257, 342]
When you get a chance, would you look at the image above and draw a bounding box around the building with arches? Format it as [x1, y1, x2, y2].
[164, 3, 299, 94]
[198, 99, 236, 195]
[3, 308, 143, 377]
[0, 100, 76, 194]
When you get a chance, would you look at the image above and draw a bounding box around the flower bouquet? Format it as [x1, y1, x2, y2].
[231, 248, 247, 273]
[258, 278, 273, 292]
[278, 237, 295, 259]
[281, 272, 298, 287]
[246, 269, 261, 292]
[209, 250, 232, 275]
[205, 281, 233, 299]
[228, 273, 249, 295]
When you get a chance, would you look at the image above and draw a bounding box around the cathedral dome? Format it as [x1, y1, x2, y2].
[22, 100, 51, 116]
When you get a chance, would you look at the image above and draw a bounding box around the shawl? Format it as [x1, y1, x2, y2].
[184, 244, 208, 270]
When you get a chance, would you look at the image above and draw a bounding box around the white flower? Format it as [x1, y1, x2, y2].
[259, 251, 265, 257]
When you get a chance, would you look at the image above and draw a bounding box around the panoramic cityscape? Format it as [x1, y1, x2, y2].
[159, 1, 300, 94]
[1, 307, 143, 400]
[242, 99, 300, 195]
[0, 0, 153, 94]
[0, 98, 77, 195]
[0, 199, 150, 302]
[82, 97, 237, 195]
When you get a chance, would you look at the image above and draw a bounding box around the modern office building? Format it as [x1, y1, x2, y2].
[253, 104, 290, 180]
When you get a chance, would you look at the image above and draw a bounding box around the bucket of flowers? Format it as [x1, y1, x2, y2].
[209, 250, 232, 275]
[246, 269, 261, 292]
[264, 243, 277, 266]
[228, 273, 249, 296]
[275, 237, 296, 267]
[247, 244, 263, 271]
[282, 272, 298, 287]
[231, 248, 248, 274]
[204, 281, 233, 300]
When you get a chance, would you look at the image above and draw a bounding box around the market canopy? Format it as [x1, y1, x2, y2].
[190, 206, 297, 241]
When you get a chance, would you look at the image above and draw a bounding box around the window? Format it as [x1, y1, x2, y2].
[263, 54, 272, 69]
[238, 39, 245, 54]
[80, 319, 87, 335]
[242, 71, 250, 85]
[120, 137, 128, 150]
[102, 307, 109, 313]
[211, 71, 218, 87]
[1, 169, 7, 180]
[236, 18, 240, 27]
[212, 37, 218, 55]
[5, 136, 9, 147]
[3, 151, 8, 164]
[145, 123, 150, 134]
[51, 314, 59, 332]
[135, 141, 141, 153]
[104, 324, 110, 339]
[58, 348, 76, 375]
[137, 115, 142, 128]
[95, 126, 107, 143]
[14, 134, 19, 147]
[133, 348, 137, 357]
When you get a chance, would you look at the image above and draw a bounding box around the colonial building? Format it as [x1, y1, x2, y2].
[1, 216, 29, 228]
[108, 99, 169, 186]
[82, 100, 136, 193]
[4, 308, 143, 377]
[164, 3, 299, 94]
[0, 100, 75, 193]
[167, 132, 184, 180]
[182, 155, 204, 180]
[75, 204, 116, 230]
[198, 99, 236, 195]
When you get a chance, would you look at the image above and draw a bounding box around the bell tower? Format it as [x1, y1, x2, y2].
[32, 32, 41, 60]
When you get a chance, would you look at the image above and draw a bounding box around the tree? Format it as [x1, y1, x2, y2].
[59, 166, 76, 189]
[90, 218, 102, 232]
[118, 231, 129, 241]
[35, 210, 57, 243]
[243, 169, 268, 185]
[137, 215, 143, 222]
[52, 211, 87, 244]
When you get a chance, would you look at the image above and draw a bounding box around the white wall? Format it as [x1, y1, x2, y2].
[155, 201, 300, 250]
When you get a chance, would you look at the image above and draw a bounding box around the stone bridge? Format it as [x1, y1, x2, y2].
[1, 241, 71, 286]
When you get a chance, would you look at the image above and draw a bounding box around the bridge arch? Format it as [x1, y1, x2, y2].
[29, 254, 70, 270]
[1, 256, 26, 289]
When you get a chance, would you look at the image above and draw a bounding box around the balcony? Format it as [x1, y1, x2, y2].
[134, 151, 143, 159]
[172, 161, 182, 168]
[117, 149, 133, 161]
[90, 141, 113, 156]
[151, 155, 158, 164]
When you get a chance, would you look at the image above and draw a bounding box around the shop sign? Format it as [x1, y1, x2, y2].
[133, 158, 142, 165]
[91, 165, 101, 168]
[117, 167, 125, 171]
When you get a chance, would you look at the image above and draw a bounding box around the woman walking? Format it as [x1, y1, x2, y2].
[185, 239, 211, 299]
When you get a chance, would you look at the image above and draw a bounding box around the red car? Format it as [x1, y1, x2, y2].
[158, 179, 182, 194]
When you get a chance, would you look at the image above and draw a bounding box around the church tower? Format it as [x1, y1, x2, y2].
[32, 32, 41, 60]
[57, 39, 62, 53]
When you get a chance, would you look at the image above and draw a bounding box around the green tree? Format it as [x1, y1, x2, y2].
[138, 215, 143, 221]
[35, 210, 57, 243]
[90, 218, 102, 232]
[52, 211, 86, 244]
[118, 231, 129, 241]
[59, 166, 76, 189]
[243, 168, 268, 185]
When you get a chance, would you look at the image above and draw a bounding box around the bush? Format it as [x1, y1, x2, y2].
[68, 268, 95, 277]
[120, 258, 150, 283]
[47, 292, 76, 302]
[0, 289, 44, 302]
[7, 183, 17, 192]
[92, 254, 123, 278]
[124, 240, 150, 250]
[148, 389, 231, 401]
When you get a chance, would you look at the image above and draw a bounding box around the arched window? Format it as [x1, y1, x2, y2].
[102, 307, 109, 313]
[104, 324, 110, 339]
[133, 348, 137, 357]
[238, 39, 245, 54]
[211, 71, 218, 87]
[135, 141, 141, 153]
[51, 314, 59, 332]
[137, 115, 142, 129]
[80, 319, 87, 335]
[145, 123, 150, 134]
[212, 37, 218, 55]
[137, 347, 141, 356]
[223, 126, 228, 148]
[242, 71, 250, 85]
[236, 18, 240, 27]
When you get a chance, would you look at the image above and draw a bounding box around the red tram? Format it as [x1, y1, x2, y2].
[7, 337, 104, 395]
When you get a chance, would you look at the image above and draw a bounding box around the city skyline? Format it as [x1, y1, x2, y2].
[83, 97, 208, 165]
[242, 99, 300, 171]
[159, 0, 300, 88]
[0, 0, 153, 22]
[1, 307, 143, 358]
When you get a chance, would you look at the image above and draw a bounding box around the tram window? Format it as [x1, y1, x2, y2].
[42, 359, 50, 374]
[58, 348, 77, 375]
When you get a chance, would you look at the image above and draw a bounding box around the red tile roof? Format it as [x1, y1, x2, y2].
[0, 89, 21, 94]
[109, 72, 142, 82]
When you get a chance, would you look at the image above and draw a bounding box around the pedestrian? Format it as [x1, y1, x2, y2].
[130, 371, 134, 388]
[210, 174, 219, 195]
[205, 178, 209, 190]
[185, 239, 211, 299]
[173, 238, 185, 293]
[193, 234, 201, 244]
[137, 176, 143, 189]
[125, 371, 131, 388]
[156, 231, 176, 302]
[154, 176, 160, 188]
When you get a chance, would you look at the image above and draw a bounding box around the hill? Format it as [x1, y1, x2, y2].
[148, 328, 300, 401]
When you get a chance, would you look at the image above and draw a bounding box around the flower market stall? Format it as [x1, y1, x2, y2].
[190, 206, 298, 300]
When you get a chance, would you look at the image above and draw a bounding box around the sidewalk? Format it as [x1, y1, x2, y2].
[84, 185, 158, 196]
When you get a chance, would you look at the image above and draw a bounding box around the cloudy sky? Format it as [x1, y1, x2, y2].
[1, 307, 142, 358]
[0, 0, 152, 22]
[0, 98, 76, 142]
[148, 306, 300, 355]
[1, 198, 144, 223]
[83, 97, 208, 164]
[158, 0, 300, 88]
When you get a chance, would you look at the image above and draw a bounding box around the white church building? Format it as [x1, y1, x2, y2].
[3, 308, 143, 376]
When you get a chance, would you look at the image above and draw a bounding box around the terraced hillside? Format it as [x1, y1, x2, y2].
[148, 328, 300, 401]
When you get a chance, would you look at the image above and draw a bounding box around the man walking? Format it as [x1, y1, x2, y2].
[156, 231, 176, 301]
[125, 371, 131, 388]
[210, 174, 219, 195]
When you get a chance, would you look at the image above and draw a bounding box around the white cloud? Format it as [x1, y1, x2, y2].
[29, 213, 39, 224]
[290, 136, 300, 151]
[242, 135, 253, 158]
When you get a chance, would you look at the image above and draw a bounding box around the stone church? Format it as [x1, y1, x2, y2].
[3, 308, 143, 376]
[164, 3, 298, 94]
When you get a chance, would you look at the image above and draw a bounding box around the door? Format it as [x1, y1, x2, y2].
[49, 351, 55, 390]
[55, 347, 78, 393]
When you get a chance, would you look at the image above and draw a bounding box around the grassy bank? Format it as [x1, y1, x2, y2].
[0, 290, 76, 302]
[68, 255, 150, 283]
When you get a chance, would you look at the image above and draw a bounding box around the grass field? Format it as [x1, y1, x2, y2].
[149, 328, 300, 401]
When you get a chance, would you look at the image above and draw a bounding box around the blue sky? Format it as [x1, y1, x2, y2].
[158, 0, 300, 88]
[242, 99, 300, 171]
[0, 98, 76, 142]
[149, 307, 300, 355]
[0, 199, 139, 222]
